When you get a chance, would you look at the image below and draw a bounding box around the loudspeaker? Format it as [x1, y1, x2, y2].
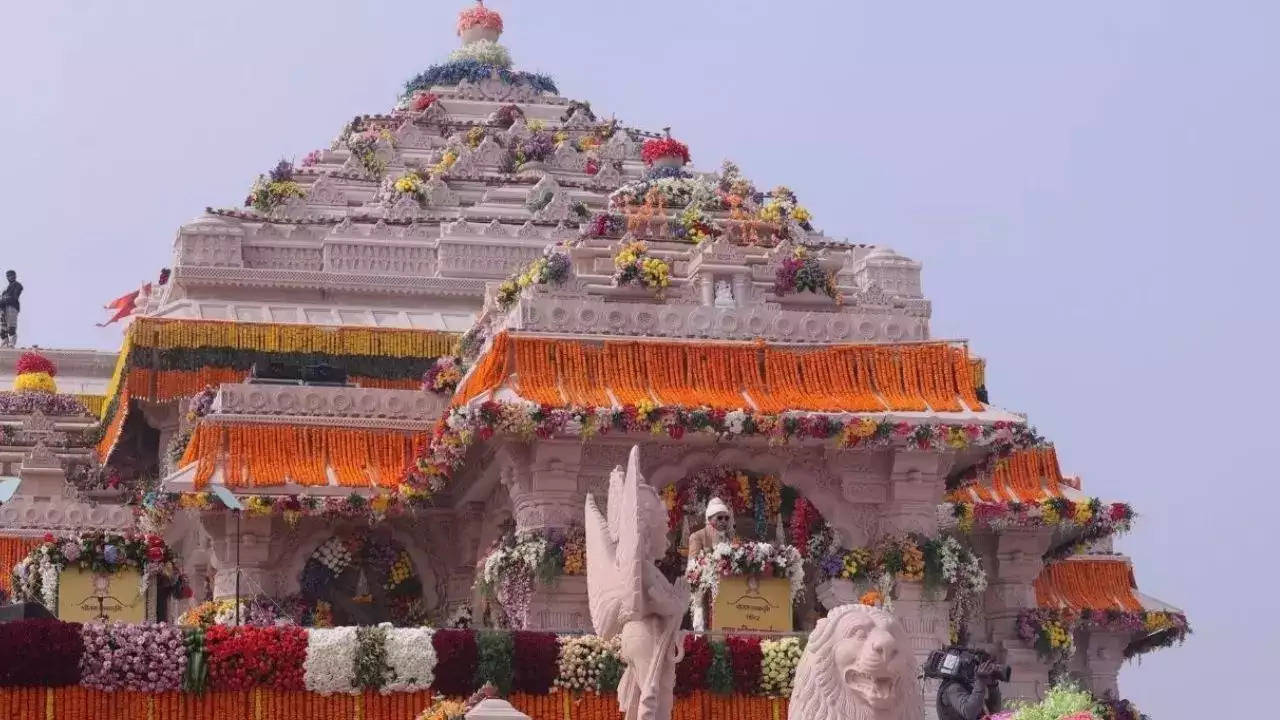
[250, 362, 303, 381]
[0, 602, 56, 622]
[303, 364, 348, 385]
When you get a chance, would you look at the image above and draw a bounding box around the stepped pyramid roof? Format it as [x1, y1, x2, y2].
[142, 0, 928, 348]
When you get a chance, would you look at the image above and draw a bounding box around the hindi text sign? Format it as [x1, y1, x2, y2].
[711, 575, 792, 632]
[56, 567, 148, 623]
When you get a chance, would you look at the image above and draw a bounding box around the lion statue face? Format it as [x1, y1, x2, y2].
[789, 604, 923, 720]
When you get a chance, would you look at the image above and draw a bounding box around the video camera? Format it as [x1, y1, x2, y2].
[923, 647, 1011, 684]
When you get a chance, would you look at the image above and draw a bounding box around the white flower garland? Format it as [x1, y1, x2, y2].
[303, 627, 359, 695]
[554, 634, 622, 692]
[382, 627, 437, 693]
[759, 637, 804, 697]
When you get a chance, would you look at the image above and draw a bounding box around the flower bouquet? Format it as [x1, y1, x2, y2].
[612, 241, 671, 294]
[388, 171, 428, 206]
[422, 357, 464, 394]
[773, 246, 838, 300]
[494, 248, 572, 310]
[642, 136, 691, 167]
[344, 124, 391, 177]
[245, 160, 306, 213]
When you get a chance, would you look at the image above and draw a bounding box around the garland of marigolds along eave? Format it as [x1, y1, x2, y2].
[98, 318, 459, 418]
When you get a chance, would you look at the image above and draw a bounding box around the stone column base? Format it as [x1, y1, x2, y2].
[525, 575, 591, 632]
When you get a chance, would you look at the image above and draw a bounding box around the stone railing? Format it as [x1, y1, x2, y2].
[209, 383, 446, 429]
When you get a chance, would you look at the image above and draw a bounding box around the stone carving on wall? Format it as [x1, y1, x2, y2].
[214, 384, 444, 426]
[788, 604, 924, 720]
[585, 447, 689, 720]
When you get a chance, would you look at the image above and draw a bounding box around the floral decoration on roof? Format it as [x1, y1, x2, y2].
[457, 1, 503, 36]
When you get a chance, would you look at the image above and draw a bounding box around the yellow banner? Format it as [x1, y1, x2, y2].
[56, 567, 149, 623]
[711, 575, 792, 632]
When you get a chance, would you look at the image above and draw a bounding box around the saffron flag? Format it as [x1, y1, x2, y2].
[97, 284, 149, 327]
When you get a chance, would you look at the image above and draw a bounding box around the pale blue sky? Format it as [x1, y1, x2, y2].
[3, 1, 1275, 715]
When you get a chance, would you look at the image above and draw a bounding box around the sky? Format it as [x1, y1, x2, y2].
[2, 0, 1276, 715]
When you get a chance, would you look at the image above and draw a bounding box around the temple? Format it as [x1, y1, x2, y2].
[0, 2, 1184, 715]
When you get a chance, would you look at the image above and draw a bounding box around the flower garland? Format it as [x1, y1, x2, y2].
[143, 491, 433, 533]
[204, 625, 307, 690]
[430, 629, 478, 697]
[942, 499, 1136, 560]
[495, 247, 572, 311]
[9, 532, 190, 612]
[684, 541, 804, 629]
[0, 390, 88, 416]
[408, 399, 1039, 499]
[510, 631, 560, 695]
[1017, 608, 1190, 665]
[0, 619, 83, 686]
[383, 626, 436, 693]
[758, 636, 803, 697]
[675, 634, 712, 696]
[474, 527, 584, 629]
[401, 59, 558, 97]
[612, 240, 671, 293]
[0, 620, 1180, 700]
[245, 160, 306, 213]
[726, 635, 763, 695]
[80, 622, 187, 692]
[448, 39, 512, 68]
[303, 626, 359, 695]
[554, 634, 624, 693]
[175, 596, 292, 628]
[661, 467, 788, 539]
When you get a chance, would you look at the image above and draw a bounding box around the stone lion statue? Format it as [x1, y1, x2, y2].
[789, 604, 924, 720]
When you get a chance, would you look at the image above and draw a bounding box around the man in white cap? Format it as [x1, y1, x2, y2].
[687, 497, 733, 560]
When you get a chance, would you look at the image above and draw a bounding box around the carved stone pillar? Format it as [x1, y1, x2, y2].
[139, 401, 182, 467]
[698, 274, 714, 306]
[879, 450, 951, 536]
[202, 512, 279, 601]
[502, 441, 585, 532]
[497, 441, 591, 630]
[731, 274, 748, 308]
[972, 529, 1054, 702]
[1075, 631, 1128, 698]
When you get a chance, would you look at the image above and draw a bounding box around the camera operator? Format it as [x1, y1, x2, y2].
[937, 658, 1003, 720]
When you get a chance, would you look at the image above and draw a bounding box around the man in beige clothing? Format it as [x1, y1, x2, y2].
[686, 497, 734, 561]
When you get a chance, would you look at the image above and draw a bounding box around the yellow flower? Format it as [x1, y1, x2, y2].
[13, 372, 57, 393]
[370, 494, 391, 514]
[1073, 502, 1093, 525]
[635, 399, 658, 419]
[791, 206, 812, 223]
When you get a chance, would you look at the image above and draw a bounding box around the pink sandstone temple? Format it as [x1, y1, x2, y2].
[0, 2, 1184, 715]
